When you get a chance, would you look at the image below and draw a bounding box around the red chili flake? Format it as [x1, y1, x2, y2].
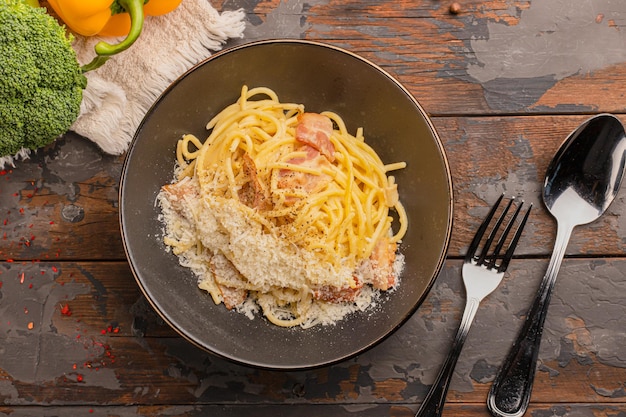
[2, 219, 7, 225]
[76, 374, 83, 382]
[12, 193, 18, 197]
[0, 170, 6, 176]
[49, 221, 54, 225]
[113, 327, 120, 334]
[30, 235, 35, 241]
[19, 272, 24, 283]
[28, 283, 33, 289]
[100, 329, 107, 335]
[28, 224, 33, 229]
[52, 266, 58, 273]
[18, 208, 24, 214]
[27, 322, 34, 330]
[89, 409, 93, 414]
[6, 259, 13, 263]
[0, 282, 2, 288]
[60, 304, 72, 316]
[24, 307, 28, 314]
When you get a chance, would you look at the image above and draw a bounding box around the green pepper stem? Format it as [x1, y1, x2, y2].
[80, 55, 110, 73]
[93, 0, 145, 57]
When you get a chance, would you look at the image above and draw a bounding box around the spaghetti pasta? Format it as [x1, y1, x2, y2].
[158, 86, 408, 328]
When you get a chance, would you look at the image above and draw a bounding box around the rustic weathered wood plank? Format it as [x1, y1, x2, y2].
[0, 258, 623, 406]
[221, 0, 626, 116]
[437, 114, 626, 257]
[2, 116, 626, 262]
[0, 133, 124, 261]
[1, 403, 626, 417]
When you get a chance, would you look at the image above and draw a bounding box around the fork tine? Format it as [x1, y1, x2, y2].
[465, 194, 504, 263]
[477, 197, 515, 266]
[486, 201, 524, 269]
[497, 203, 532, 272]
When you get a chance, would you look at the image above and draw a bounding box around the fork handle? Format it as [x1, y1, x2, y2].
[415, 298, 481, 417]
[487, 224, 572, 417]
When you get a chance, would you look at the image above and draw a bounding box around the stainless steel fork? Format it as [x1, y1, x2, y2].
[415, 195, 532, 417]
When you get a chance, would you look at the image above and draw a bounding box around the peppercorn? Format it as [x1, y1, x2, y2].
[449, 2, 461, 14]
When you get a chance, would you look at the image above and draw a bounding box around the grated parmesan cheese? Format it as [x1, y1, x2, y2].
[157, 172, 406, 328]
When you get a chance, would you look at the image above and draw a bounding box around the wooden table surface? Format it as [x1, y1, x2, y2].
[2, 0, 626, 416]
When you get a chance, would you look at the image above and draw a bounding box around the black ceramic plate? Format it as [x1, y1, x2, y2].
[119, 39, 453, 370]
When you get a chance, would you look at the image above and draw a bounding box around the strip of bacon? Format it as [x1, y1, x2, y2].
[238, 153, 272, 210]
[210, 255, 248, 310]
[217, 285, 248, 310]
[312, 277, 364, 303]
[295, 113, 335, 162]
[161, 177, 199, 217]
[276, 145, 333, 199]
[369, 236, 397, 291]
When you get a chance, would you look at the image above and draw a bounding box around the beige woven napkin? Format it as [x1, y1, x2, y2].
[70, 0, 245, 155]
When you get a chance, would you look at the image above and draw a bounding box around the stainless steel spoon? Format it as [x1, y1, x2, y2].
[487, 114, 626, 417]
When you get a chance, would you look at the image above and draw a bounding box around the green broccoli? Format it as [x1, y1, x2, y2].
[0, 0, 87, 158]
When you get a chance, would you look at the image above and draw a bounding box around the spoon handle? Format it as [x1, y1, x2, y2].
[487, 225, 573, 417]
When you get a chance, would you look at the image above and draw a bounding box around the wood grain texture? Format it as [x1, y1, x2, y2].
[0, 259, 623, 407]
[1, 404, 626, 417]
[1, 0, 625, 415]
[3, 117, 626, 261]
[220, 0, 626, 115]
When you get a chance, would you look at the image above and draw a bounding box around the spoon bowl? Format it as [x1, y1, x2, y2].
[544, 114, 626, 226]
[488, 114, 626, 417]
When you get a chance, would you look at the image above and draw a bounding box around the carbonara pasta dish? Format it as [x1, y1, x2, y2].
[158, 86, 407, 328]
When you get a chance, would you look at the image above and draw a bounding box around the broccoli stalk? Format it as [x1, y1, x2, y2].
[0, 0, 87, 159]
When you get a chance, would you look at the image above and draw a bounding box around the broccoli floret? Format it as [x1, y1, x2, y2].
[0, 0, 86, 157]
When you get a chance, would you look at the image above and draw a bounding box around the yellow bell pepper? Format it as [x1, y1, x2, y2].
[46, 0, 182, 71]
[100, 0, 182, 36]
